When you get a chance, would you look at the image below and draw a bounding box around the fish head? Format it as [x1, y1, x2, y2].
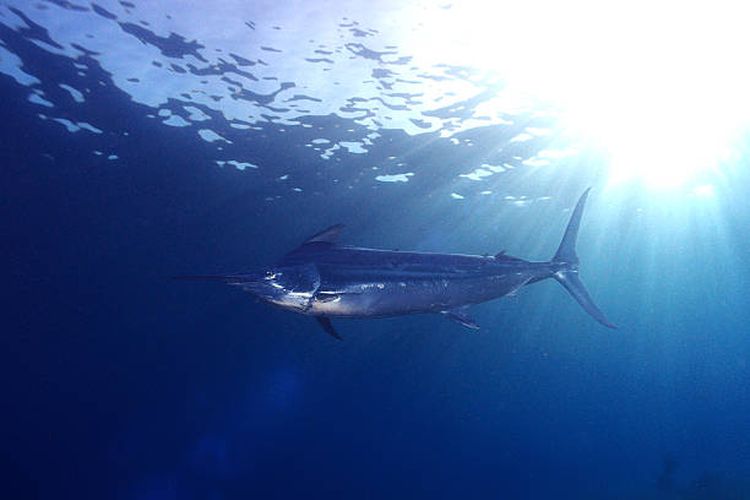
[233, 264, 321, 313]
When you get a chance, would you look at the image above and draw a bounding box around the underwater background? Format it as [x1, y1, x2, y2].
[2, 1, 750, 499]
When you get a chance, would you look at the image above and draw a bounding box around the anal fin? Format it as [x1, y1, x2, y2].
[315, 317, 342, 340]
[441, 307, 480, 331]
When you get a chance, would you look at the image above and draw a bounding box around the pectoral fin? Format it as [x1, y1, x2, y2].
[441, 307, 480, 331]
[315, 317, 342, 340]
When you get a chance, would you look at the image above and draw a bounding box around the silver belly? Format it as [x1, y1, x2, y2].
[307, 273, 532, 317]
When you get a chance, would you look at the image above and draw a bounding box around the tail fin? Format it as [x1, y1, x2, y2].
[552, 189, 616, 329]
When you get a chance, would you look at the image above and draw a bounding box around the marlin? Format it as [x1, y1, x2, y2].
[178, 189, 615, 339]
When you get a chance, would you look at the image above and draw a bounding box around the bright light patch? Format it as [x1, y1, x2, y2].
[407, 0, 750, 189]
[692, 184, 716, 198]
[5, 0, 747, 192]
[375, 173, 414, 183]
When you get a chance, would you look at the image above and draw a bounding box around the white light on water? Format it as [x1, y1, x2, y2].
[692, 184, 716, 198]
[407, 0, 750, 189]
[3, 0, 747, 191]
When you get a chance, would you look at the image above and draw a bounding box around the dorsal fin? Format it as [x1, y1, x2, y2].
[303, 224, 345, 245]
[494, 250, 526, 262]
[284, 224, 345, 258]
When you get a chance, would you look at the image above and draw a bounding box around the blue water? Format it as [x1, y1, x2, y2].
[3, 2, 750, 499]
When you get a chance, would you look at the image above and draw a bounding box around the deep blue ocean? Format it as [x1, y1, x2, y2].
[3, 2, 750, 499]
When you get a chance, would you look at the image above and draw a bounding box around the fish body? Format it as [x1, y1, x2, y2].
[179, 189, 615, 338]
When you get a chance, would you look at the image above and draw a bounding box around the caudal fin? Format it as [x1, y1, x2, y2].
[552, 189, 616, 329]
[553, 270, 616, 328]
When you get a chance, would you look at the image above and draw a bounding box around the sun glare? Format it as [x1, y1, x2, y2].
[408, 1, 750, 189]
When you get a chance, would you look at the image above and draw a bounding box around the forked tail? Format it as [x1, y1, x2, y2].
[552, 189, 616, 329]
